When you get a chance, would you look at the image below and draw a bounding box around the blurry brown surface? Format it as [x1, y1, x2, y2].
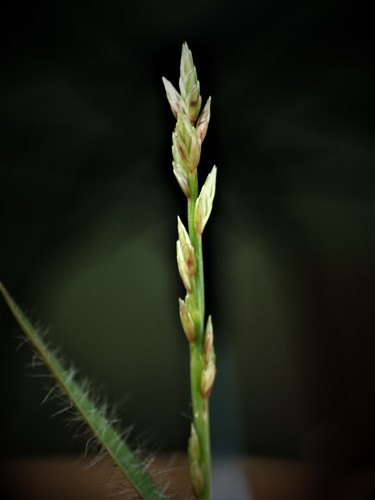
[1, 455, 375, 499]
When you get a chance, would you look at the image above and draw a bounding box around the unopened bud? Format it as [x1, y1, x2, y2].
[201, 362, 216, 398]
[185, 293, 200, 325]
[186, 82, 202, 123]
[188, 424, 204, 496]
[203, 316, 214, 364]
[177, 217, 195, 276]
[162, 77, 186, 119]
[172, 161, 189, 197]
[176, 241, 191, 291]
[195, 166, 217, 235]
[179, 298, 195, 343]
[188, 423, 200, 463]
[172, 128, 186, 168]
[196, 97, 211, 142]
[190, 460, 204, 497]
[174, 113, 201, 172]
[179, 43, 198, 101]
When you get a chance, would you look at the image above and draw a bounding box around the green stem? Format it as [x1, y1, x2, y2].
[188, 172, 205, 337]
[190, 344, 211, 499]
[187, 171, 211, 499]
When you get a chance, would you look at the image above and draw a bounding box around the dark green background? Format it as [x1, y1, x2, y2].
[1, 0, 373, 469]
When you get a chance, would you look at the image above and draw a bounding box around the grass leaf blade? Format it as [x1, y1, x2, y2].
[0, 282, 166, 500]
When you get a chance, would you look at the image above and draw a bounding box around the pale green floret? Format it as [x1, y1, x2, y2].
[190, 461, 204, 498]
[174, 113, 201, 172]
[177, 217, 193, 258]
[179, 43, 202, 123]
[186, 83, 202, 124]
[188, 424, 204, 497]
[196, 97, 211, 142]
[172, 132, 185, 172]
[172, 160, 189, 197]
[177, 216, 196, 277]
[195, 166, 217, 235]
[185, 292, 200, 326]
[188, 423, 201, 463]
[161, 76, 186, 119]
[179, 298, 196, 343]
[201, 362, 216, 399]
[176, 240, 192, 292]
[203, 315, 214, 364]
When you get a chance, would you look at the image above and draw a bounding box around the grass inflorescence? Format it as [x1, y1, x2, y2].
[162, 42, 217, 499]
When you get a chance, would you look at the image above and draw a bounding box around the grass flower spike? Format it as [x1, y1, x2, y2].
[163, 42, 217, 499]
[0, 42, 217, 500]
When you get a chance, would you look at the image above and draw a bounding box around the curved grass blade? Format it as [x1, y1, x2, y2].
[0, 282, 166, 500]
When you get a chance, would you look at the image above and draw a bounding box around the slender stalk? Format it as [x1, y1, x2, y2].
[163, 43, 217, 499]
[188, 171, 211, 498]
[190, 342, 211, 498]
[188, 172, 205, 331]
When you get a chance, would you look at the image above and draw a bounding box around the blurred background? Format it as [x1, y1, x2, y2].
[0, 0, 373, 473]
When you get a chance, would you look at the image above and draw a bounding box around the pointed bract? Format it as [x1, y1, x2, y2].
[188, 423, 200, 463]
[177, 216, 196, 276]
[176, 240, 192, 292]
[179, 298, 195, 343]
[203, 315, 214, 364]
[162, 77, 186, 118]
[179, 43, 198, 100]
[195, 166, 217, 234]
[188, 423, 204, 497]
[190, 461, 204, 497]
[172, 161, 189, 197]
[186, 83, 202, 123]
[185, 292, 200, 325]
[201, 362, 216, 398]
[173, 113, 201, 172]
[196, 97, 211, 142]
[179, 43, 202, 123]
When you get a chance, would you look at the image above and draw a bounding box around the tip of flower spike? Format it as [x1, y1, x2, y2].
[182, 41, 190, 56]
[179, 42, 198, 100]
